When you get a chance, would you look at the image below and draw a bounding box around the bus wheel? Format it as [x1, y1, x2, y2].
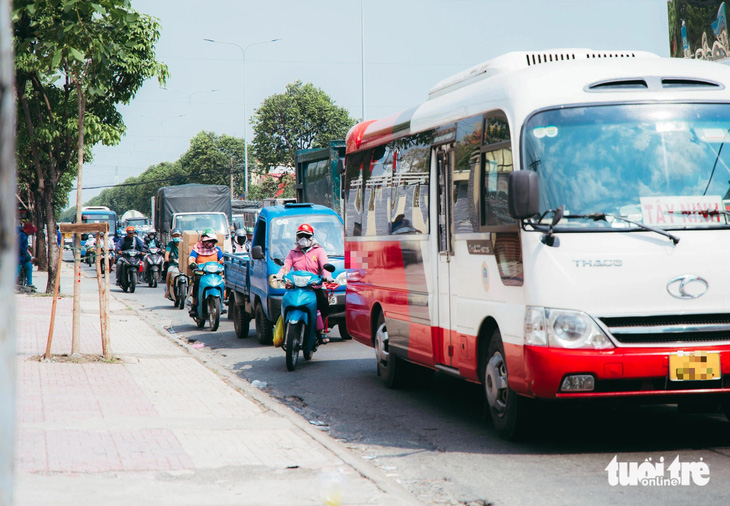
[374, 312, 403, 388]
[484, 329, 526, 440]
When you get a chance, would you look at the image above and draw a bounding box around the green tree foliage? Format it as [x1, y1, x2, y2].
[86, 132, 250, 214]
[251, 80, 357, 169]
[13, 0, 167, 292]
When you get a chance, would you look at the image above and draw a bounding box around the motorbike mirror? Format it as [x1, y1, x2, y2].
[273, 258, 284, 266]
[251, 245, 264, 260]
[323, 263, 335, 273]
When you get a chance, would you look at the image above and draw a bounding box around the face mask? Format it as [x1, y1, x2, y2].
[297, 237, 312, 249]
[173, 237, 181, 243]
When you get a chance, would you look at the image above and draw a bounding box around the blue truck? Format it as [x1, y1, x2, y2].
[224, 203, 348, 343]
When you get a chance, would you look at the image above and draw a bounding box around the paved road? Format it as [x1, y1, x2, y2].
[75, 255, 730, 505]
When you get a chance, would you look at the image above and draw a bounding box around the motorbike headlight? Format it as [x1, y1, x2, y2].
[203, 263, 221, 274]
[524, 307, 614, 350]
[335, 272, 347, 286]
[268, 275, 286, 289]
[292, 274, 311, 288]
[149, 247, 158, 254]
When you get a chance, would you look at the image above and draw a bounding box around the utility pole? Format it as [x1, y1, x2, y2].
[230, 157, 234, 199]
[0, 0, 17, 501]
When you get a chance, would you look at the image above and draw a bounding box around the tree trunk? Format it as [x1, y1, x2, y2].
[44, 196, 58, 294]
[33, 192, 47, 272]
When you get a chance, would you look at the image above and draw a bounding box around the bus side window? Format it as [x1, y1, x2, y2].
[481, 115, 514, 227]
[345, 149, 370, 237]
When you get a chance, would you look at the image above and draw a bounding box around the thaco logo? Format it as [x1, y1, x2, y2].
[606, 456, 710, 487]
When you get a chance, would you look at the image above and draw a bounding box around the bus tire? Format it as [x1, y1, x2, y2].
[374, 312, 404, 388]
[483, 329, 528, 440]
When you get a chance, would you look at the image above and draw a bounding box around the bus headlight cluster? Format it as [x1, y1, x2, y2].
[524, 307, 614, 350]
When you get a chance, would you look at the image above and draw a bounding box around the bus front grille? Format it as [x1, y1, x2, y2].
[598, 313, 730, 345]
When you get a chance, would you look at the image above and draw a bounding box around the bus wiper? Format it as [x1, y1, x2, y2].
[562, 213, 680, 245]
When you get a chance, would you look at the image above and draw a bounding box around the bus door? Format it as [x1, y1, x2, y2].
[435, 147, 455, 366]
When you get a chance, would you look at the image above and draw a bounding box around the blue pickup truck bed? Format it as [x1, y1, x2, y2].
[223, 253, 249, 295]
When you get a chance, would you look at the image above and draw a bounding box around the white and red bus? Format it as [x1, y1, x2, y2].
[343, 49, 730, 439]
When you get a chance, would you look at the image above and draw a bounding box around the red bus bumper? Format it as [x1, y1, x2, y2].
[524, 345, 730, 400]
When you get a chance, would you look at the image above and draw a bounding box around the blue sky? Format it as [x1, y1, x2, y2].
[75, 0, 671, 205]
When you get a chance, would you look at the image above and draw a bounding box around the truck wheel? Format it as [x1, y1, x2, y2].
[374, 312, 404, 388]
[233, 303, 251, 339]
[255, 304, 273, 345]
[483, 329, 529, 440]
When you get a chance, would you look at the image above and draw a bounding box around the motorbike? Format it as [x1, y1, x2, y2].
[187, 261, 224, 330]
[143, 244, 164, 288]
[117, 248, 142, 293]
[98, 248, 115, 276]
[275, 262, 336, 371]
[168, 265, 189, 310]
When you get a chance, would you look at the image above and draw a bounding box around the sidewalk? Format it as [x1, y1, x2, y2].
[14, 263, 419, 505]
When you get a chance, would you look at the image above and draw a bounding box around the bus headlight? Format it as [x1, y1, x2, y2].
[525, 307, 614, 350]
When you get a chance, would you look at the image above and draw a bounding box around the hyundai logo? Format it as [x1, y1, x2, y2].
[667, 275, 709, 299]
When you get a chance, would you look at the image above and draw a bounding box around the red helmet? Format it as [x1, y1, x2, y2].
[296, 223, 314, 237]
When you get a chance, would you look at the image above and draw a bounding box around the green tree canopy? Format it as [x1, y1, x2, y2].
[251, 80, 356, 168]
[13, 0, 167, 292]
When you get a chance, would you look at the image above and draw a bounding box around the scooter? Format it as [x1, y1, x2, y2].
[117, 248, 142, 293]
[168, 265, 189, 310]
[143, 245, 164, 288]
[276, 262, 336, 371]
[187, 261, 224, 330]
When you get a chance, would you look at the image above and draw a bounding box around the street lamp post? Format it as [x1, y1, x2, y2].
[203, 37, 281, 196]
[159, 88, 218, 139]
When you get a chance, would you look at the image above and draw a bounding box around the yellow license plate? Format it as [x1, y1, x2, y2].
[669, 351, 721, 381]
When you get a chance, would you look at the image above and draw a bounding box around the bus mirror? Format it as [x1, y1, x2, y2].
[251, 245, 264, 260]
[508, 170, 539, 219]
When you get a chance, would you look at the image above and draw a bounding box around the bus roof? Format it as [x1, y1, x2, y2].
[347, 49, 730, 153]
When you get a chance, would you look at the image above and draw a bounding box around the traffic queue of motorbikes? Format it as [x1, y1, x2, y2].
[82, 225, 345, 373]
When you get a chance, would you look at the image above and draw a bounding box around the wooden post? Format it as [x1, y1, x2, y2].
[43, 242, 65, 359]
[102, 232, 111, 358]
[60, 223, 108, 357]
[94, 233, 110, 359]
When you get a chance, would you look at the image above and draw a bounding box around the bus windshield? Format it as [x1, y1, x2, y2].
[269, 214, 344, 260]
[81, 212, 116, 231]
[523, 103, 730, 230]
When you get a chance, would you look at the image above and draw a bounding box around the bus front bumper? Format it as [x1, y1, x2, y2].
[524, 345, 730, 400]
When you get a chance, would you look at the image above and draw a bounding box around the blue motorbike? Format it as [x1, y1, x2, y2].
[276, 263, 336, 371]
[188, 261, 225, 331]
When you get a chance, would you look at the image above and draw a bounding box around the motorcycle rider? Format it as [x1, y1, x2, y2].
[115, 225, 147, 286]
[232, 228, 248, 254]
[275, 223, 333, 344]
[187, 229, 224, 316]
[143, 230, 159, 249]
[164, 228, 183, 300]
